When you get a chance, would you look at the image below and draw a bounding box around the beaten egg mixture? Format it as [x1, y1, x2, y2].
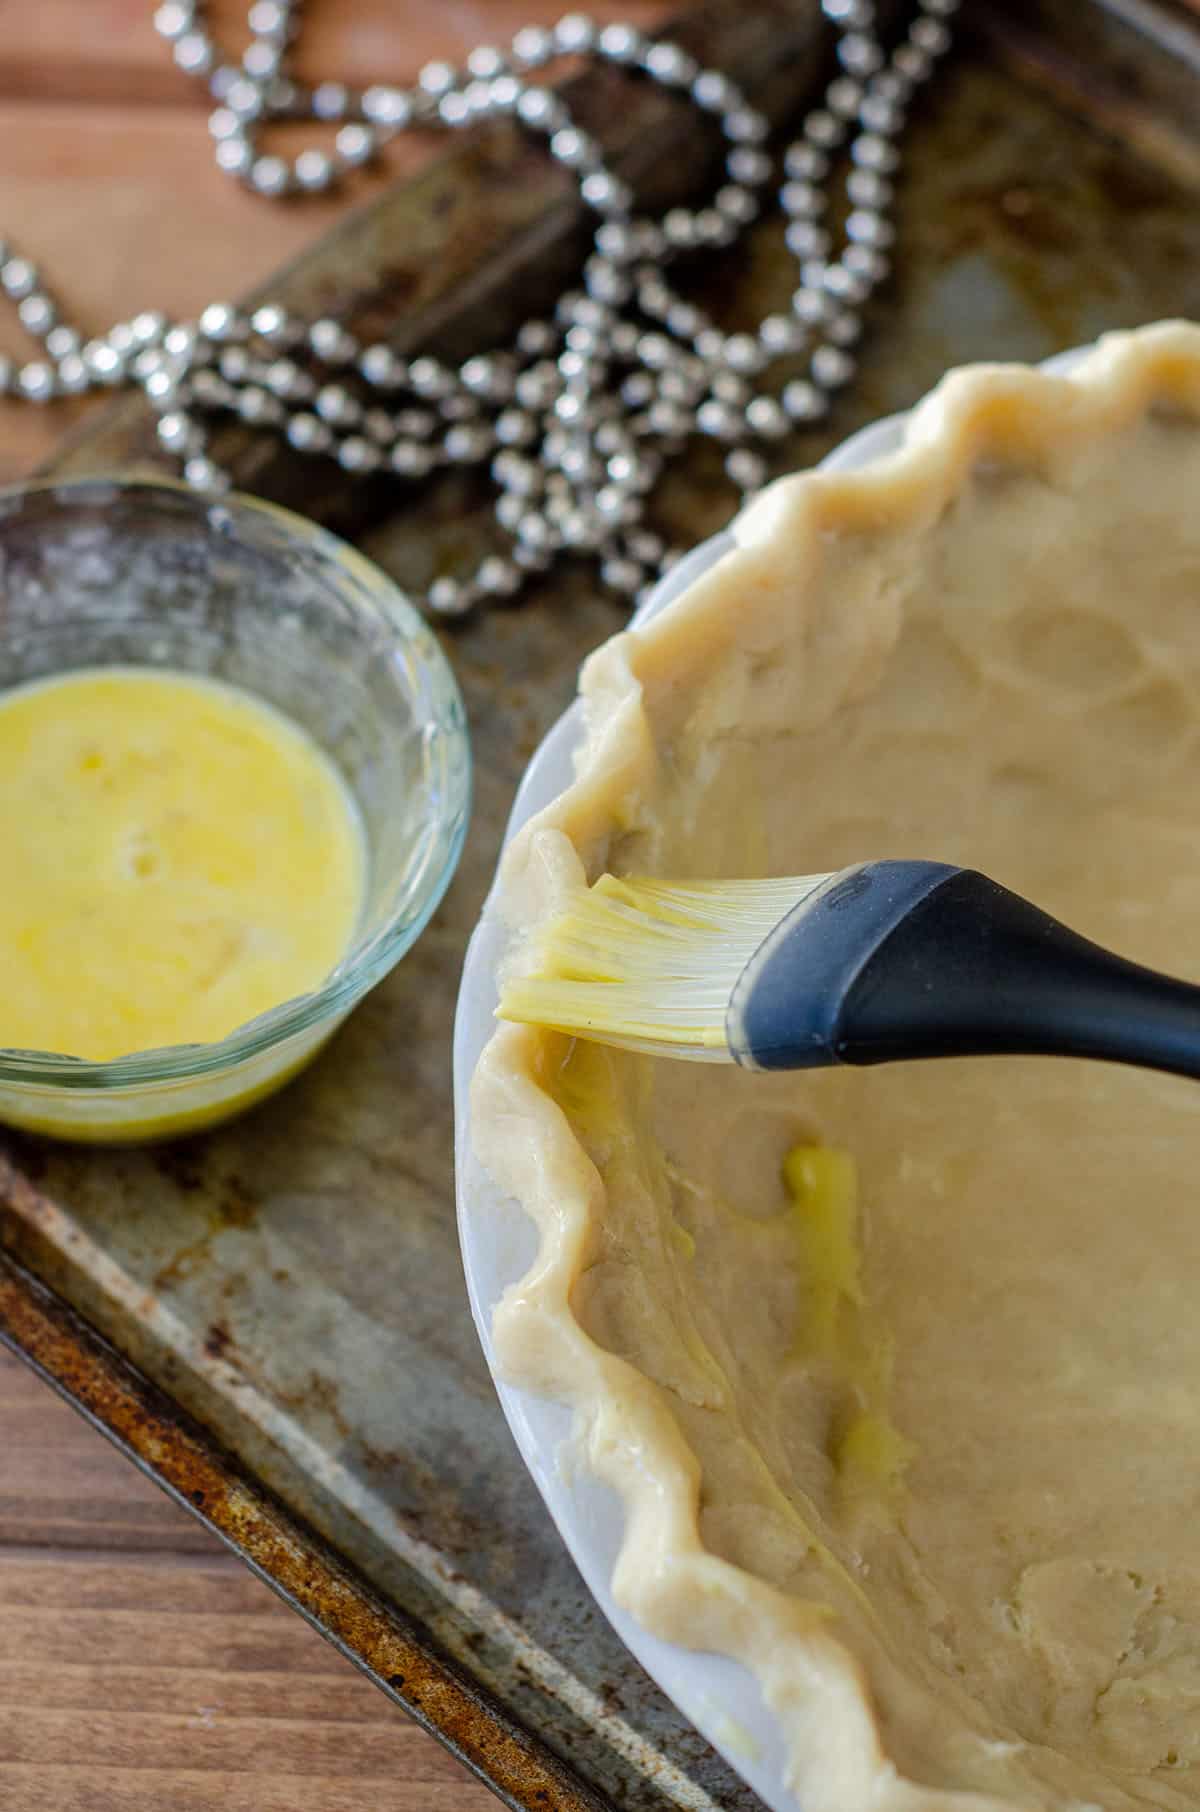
[0, 667, 364, 1061]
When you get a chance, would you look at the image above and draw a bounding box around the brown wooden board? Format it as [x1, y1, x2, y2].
[6, 3, 1200, 1807]
[0, 1335, 499, 1812]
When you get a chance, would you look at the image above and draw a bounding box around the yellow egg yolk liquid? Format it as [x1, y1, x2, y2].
[0, 667, 366, 1062]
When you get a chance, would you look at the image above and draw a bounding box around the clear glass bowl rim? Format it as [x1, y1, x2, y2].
[0, 474, 472, 1092]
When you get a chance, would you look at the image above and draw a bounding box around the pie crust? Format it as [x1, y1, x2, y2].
[471, 323, 1200, 1812]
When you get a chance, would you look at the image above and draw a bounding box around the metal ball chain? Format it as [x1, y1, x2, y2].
[0, 0, 956, 617]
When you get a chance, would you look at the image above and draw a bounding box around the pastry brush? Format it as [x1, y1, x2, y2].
[497, 860, 1200, 1076]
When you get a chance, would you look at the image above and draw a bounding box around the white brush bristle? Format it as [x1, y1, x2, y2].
[497, 872, 834, 1059]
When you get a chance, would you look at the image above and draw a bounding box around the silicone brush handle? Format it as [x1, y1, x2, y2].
[729, 860, 1200, 1079]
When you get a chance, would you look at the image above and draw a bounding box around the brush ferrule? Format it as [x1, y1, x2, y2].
[727, 860, 959, 1070]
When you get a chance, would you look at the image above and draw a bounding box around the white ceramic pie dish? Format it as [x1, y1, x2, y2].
[452, 341, 1095, 1811]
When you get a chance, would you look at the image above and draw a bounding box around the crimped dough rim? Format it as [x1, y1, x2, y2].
[469, 322, 1200, 1812]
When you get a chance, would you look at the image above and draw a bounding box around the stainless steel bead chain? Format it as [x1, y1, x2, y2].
[0, 1, 956, 617]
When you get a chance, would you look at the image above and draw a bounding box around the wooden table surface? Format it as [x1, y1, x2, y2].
[0, 3, 656, 1807]
[0, 1347, 498, 1811]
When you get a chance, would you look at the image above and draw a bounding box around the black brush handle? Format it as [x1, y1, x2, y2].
[732, 860, 954, 1068]
[838, 869, 1200, 1079]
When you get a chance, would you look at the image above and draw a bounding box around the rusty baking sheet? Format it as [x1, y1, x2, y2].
[5, 2, 1200, 1807]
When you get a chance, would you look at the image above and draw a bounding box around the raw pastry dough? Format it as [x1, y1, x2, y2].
[472, 323, 1200, 1812]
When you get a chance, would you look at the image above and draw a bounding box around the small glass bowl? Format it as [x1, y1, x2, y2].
[0, 477, 470, 1143]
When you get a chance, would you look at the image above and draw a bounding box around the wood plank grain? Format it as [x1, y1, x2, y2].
[0, 1766, 485, 1812]
[5, 0, 668, 105]
[0, 1353, 495, 1809]
[0, 1704, 448, 1774]
[0, 1552, 277, 1610]
[0, 106, 318, 475]
[1, 1606, 351, 1672]
[0, 100, 400, 332]
[0, 1657, 388, 1720]
[0, 1368, 218, 1550]
[0, 96, 407, 481]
